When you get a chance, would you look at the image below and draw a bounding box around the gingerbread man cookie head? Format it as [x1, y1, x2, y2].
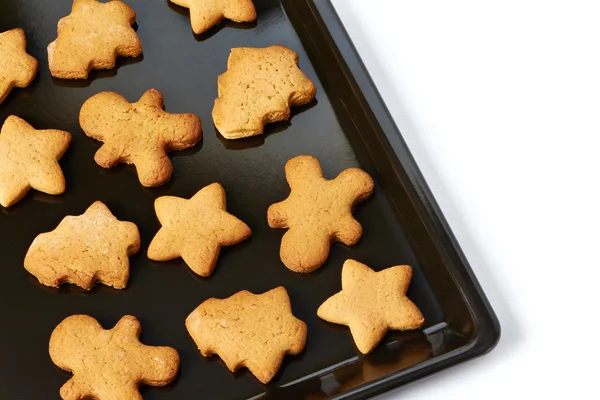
[49, 315, 179, 400]
[213, 46, 317, 139]
[0, 28, 38, 104]
[268, 155, 374, 273]
[48, 0, 142, 79]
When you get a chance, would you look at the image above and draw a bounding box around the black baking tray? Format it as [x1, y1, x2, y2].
[0, 0, 500, 399]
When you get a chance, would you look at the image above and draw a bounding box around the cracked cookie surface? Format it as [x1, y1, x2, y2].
[25, 201, 140, 290]
[49, 315, 179, 400]
[79, 89, 202, 187]
[213, 45, 316, 139]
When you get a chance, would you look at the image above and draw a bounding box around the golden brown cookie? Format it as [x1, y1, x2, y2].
[317, 260, 425, 354]
[267, 155, 374, 273]
[0, 116, 71, 208]
[186, 287, 306, 384]
[50, 315, 180, 400]
[0, 28, 37, 104]
[148, 183, 251, 277]
[48, 0, 142, 79]
[170, 0, 256, 35]
[24, 201, 140, 290]
[79, 89, 202, 187]
[213, 45, 316, 139]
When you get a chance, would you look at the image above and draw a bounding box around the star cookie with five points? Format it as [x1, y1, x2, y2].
[148, 182, 251, 277]
[317, 259, 425, 354]
[0, 28, 38, 104]
[170, 0, 256, 35]
[0, 116, 71, 207]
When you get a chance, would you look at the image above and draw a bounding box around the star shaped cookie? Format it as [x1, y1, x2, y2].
[50, 315, 179, 399]
[25, 201, 141, 290]
[148, 183, 251, 276]
[0, 116, 71, 207]
[186, 287, 307, 384]
[79, 89, 202, 187]
[170, 0, 257, 35]
[213, 46, 317, 139]
[0, 28, 38, 104]
[48, 0, 142, 79]
[267, 155, 374, 273]
[317, 260, 425, 354]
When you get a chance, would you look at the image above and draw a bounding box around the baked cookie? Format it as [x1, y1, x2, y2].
[0, 28, 37, 104]
[48, 0, 142, 79]
[148, 183, 251, 277]
[24, 201, 140, 290]
[186, 287, 306, 384]
[79, 89, 202, 187]
[0, 116, 71, 208]
[170, 0, 256, 35]
[50, 315, 179, 400]
[317, 260, 425, 354]
[213, 45, 316, 139]
[267, 155, 374, 273]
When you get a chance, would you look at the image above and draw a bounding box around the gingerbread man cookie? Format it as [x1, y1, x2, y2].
[148, 183, 251, 277]
[50, 315, 179, 400]
[317, 260, 425, 354]
[170, 0, 256, 35]
[267, 155, 374, 273]
[213, 46, 316, 139]
[0, 116, 71, 207]
[79, 89, 202, 187]
[48, 0, 142, 79]
[0, 28, 37, 104]
[186, 287, 307, 384]
[25, 201, 141, 290]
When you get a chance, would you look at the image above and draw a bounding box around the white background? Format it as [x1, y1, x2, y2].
[331, 1, 600, 398]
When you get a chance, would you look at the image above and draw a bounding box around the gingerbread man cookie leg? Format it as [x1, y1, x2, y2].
[50, 315, 179, 400]
[267, 155, 374, 273]
[48, 0, 142, 79]
[317, 260, 425, 354]
[0, 28, 38, 104]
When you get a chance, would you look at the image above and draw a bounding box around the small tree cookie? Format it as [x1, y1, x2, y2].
[148, 183, 251, 277]
[0, 116, 71, 207]
[48, 0, 142, 79]
[317, 260, 425, 354]
[170, 0, 256, 35]
[268, 155, 374, 273]
[213, 46, 316, 139]
[50, 315, 180, 400]
[25, 201, 140, 290]
[186, 287, 306, 384]
[79, 89, 202, 187]
[0, 28, 37, 104]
